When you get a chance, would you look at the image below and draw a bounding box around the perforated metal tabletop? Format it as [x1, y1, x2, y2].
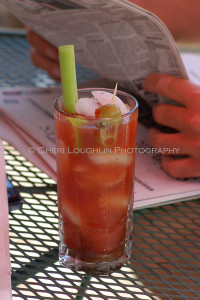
[1, 33, 200, 300]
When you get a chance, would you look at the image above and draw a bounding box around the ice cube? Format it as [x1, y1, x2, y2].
[74, 160, 127, 187]
[89, 153, 131, 166]
[92, 91, 129, 115]
[75, 97, 99, 117]
[106, 193, 129, 209]
[62, 199, 81, 226]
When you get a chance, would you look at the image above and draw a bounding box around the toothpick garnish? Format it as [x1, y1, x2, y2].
[111, 82, 118, 105]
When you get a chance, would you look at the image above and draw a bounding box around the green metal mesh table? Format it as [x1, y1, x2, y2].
[1, 33, 200, 300]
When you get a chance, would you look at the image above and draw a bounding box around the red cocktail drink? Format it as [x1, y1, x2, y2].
[54, 88, 138, 275]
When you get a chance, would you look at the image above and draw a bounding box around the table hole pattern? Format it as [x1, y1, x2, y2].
[3, 139, 200, 299]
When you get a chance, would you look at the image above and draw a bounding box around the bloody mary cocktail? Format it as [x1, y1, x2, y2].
[54, 88, 138, 275]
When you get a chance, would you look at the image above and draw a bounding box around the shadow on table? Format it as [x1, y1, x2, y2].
[11, 202, 200, 299]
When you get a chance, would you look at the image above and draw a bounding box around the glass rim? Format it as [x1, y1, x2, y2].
[54, 87, 138, 121]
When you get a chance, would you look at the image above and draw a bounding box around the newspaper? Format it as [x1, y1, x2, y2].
[1, 0, 188, 105]
[0, 52, 200, 210]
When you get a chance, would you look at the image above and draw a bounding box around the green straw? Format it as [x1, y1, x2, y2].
[58, 45, 78, 113]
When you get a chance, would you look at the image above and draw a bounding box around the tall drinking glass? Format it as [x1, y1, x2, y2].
[54, 88, 138, 275]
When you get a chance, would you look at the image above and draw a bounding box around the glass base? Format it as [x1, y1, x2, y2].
[59, 240, 132, 275]
[59, 251, 127, 276]
[58, 213, 133, 275]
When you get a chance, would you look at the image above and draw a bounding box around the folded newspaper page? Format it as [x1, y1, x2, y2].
[0, 52, 200, 210]
[1, 0, 187, 105]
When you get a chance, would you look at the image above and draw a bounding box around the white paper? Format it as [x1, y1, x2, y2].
[181, 52, 200, 85]
[0, 87, 60, 180]
[134, 124, 200, 209]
